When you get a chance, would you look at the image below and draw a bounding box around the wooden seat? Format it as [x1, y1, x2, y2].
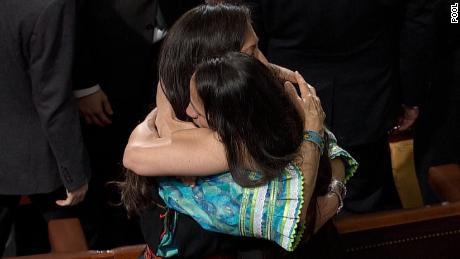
[4, 250, 115, 259]
[336, 202, 460, 258]
[4, 244, 145, 259]
[112, 244, 145, 259]
[11, 202, 460, 259]
[48, 218, 88, 253]
[428, 164, 460, 201]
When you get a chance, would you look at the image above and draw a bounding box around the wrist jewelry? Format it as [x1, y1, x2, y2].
[303, 130, 324, 154]
[328, 179, 347, 214]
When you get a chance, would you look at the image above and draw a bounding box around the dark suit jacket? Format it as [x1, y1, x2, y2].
[247, 0, 436, 147]
[434, 0, 460, 100]
[73, 0, 203, 171]
[0, 0, 90, 195]
[74, 0, 203, 124]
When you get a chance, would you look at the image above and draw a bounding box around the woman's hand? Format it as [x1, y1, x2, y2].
[284, 71, 325, 134]
[126, 108, 159, 148]
[155, 82, 197, 138]
[270, 63, 296, 83]
[155, 114, 196, 138]
[315, 193, 340, 232]
[155, 112, 197, 138]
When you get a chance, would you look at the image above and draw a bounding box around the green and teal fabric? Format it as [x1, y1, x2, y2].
[159, 163, 304, 253]
[156, 130, 357, 256]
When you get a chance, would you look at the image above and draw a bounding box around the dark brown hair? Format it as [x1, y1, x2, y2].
[121, 4, 331, 241]
[194, 52, 304, 186]
[159, 4, 250, 120]
[121, 3, 251, 216]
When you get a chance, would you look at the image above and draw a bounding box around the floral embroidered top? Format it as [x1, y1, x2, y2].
[156, 130, 357, 256]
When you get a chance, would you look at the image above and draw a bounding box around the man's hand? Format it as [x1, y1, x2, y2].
[393, 104, 419, 133]
[56, 183, 88, 206]
[77, 89, 113, 126]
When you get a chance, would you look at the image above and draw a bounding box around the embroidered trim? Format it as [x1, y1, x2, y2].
[253, 184, 268, 238]
[239, 188, 249, 236]
[288, 164, 305, 251]
[325, 129, 358, 183]
[238, 164, 304, 251]
[267, 178, 278, 240]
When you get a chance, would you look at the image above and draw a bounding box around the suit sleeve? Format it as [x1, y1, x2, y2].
[73, 0, 100, 90]
[29, 0, 90, 191]
[399, 0, 437, 106]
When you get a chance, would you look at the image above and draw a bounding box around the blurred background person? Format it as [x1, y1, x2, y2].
[0, 0, 90, 256]
[415, 0, 460, 203]
[246, 0, 436, 213]
[73, 0, 202, 249]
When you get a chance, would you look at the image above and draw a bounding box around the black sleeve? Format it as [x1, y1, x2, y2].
[73, 0, 100, 90]
[29, 0, 90, 191]
[399, 0, 437, 106]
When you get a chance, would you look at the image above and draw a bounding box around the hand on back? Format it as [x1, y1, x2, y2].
[155, 82, 197, 138]
[284, 72, 325, 134]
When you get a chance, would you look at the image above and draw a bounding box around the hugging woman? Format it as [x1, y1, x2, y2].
[121, 3, 357, 258]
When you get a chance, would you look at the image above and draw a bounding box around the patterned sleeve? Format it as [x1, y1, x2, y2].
[158, 164, 305, 252]
[325, 129, 358, 183]
[157, 129, 358, 255]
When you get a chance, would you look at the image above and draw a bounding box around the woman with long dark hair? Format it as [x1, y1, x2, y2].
[160, 51, 330, 248]
[122, 3, 357, 258]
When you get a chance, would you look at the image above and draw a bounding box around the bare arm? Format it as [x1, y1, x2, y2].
[314, 159, 345, 231]
[123, 74, 324, 184]
[284, 72, 325, 225]
[123, 73, 343, 235]
[123, 84, 229, 176]
[123, 108, 228, 176]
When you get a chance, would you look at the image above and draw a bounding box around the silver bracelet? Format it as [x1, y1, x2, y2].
[328, 179, 347, 214]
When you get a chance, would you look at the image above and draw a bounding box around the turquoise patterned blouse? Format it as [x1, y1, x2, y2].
[156, 130, 357, 256]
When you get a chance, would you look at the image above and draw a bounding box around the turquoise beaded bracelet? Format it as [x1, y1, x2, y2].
[303, 130, 324, 154]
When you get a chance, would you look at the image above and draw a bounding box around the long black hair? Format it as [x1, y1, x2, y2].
[193, 52, 304, 186]
[121, 4, 331, 241]
[121, 3, 251, 215]
[158, 4, 250, 120]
